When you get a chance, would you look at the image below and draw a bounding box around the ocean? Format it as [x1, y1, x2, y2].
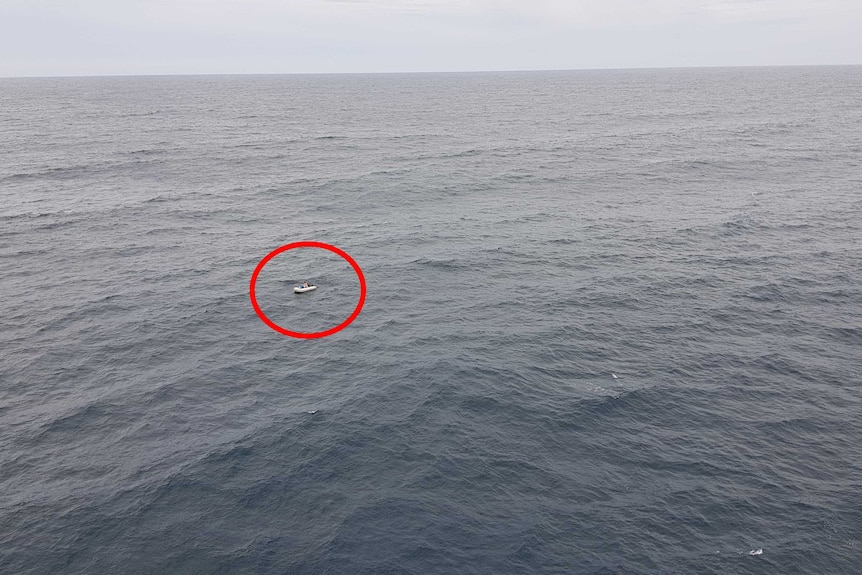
[1, 66, 861, 574]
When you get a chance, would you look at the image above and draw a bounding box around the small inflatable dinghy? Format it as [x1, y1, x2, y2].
[294, 284, 317, 293]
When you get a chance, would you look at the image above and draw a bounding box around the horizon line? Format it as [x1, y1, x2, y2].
[2, 62, 861, 81]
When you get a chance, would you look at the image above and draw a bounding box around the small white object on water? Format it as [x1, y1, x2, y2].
[749, 548, 763, 556]
[612, 373, 619, 379]
[306, 410, 318, 414]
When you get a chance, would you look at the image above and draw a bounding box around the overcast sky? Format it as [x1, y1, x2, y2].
[2, 0, 860, 77]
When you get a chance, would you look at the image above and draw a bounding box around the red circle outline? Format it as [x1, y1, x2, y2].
[249, 242, 366, 339]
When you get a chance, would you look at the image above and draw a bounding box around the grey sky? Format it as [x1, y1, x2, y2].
[2, 0, 860, 76]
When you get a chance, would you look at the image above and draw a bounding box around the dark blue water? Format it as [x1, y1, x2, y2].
[1, 67, 861, 574]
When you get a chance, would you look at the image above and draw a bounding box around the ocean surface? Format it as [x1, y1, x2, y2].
[1, 67, 861, 574]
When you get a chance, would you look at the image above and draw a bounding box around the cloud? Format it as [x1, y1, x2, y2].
[457, 0, 860, 28]
[10, 0, 856, 33]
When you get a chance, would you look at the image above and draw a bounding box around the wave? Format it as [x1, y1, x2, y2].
[407, 257, 472, 271]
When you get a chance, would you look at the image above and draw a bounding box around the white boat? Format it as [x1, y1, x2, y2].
[294, 284, 317, 293]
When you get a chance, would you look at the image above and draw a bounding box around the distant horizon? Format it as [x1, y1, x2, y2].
[3, 62, 861, 81]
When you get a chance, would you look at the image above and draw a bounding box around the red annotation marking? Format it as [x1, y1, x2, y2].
[250, 241, 366, 339]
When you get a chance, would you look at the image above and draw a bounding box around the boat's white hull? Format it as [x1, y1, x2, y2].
[294, 285, 317, 293]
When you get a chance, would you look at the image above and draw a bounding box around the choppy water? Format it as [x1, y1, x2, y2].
[1, 67, 861, 574]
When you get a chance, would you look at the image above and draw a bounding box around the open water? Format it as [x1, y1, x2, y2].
[1, 67, 861, 574]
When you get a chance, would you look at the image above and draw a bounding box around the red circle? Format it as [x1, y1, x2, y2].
[249, 242, 366, 339]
